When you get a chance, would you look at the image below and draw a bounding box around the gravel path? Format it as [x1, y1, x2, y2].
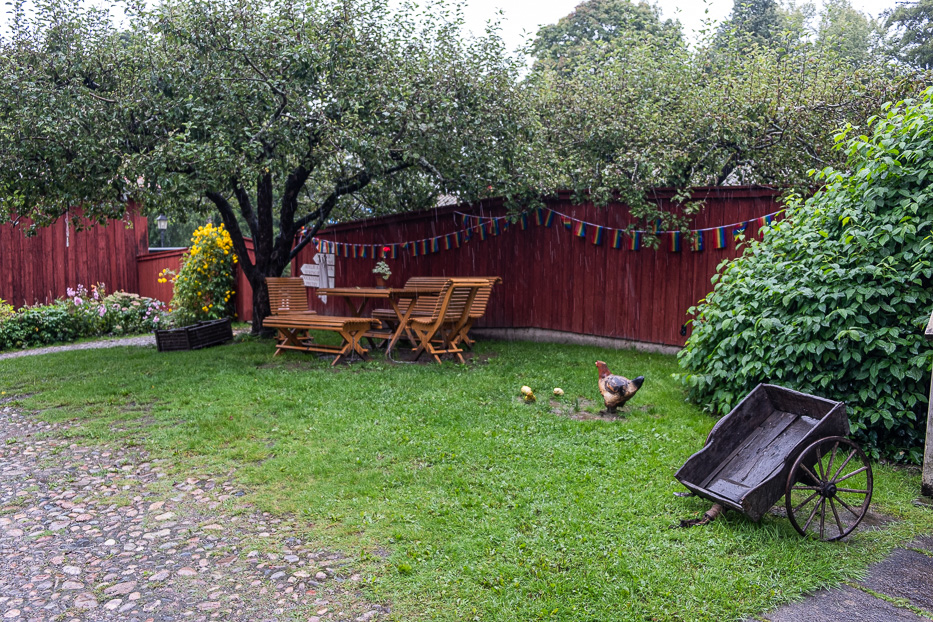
[0, 336, 158, 361]
[0, 399, 389, 622]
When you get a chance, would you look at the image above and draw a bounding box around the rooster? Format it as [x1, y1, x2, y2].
[595, 361, 644, 414]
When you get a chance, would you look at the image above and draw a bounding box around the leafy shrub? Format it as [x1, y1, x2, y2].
[0, 284, 170, 351]
[0, 302, 79, 349]
[159, 223, 237, 326]
[679, 90, 933, 463]
[100, 291, 168, 334]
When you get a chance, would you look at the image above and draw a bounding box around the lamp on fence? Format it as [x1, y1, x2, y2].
[156, 214, 168, 247]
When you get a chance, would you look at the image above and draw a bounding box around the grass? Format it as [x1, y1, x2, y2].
[2, 337, 933, 621]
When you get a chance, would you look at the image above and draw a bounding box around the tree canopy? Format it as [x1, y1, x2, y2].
[0, 0, 538, 330]
[529, 0, 683, 73]
[817, 0, 884, 67]
[885, 0, 933, 69]
[525, 0, 921, 232]
[719, 0, 788, 47]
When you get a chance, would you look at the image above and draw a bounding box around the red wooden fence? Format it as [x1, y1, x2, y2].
[136, 240, 256, 322]
[293, 187, 783, 347]
[0, 188, 781, 347]
[0, 206, 148, 307]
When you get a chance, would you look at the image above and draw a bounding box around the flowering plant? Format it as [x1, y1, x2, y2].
[66, 283, 109, 334]
[0, 285, 169, 351]
[372, 260, 391, 281]
[101, 291, 167, 334]
[159, 223, 237, 326]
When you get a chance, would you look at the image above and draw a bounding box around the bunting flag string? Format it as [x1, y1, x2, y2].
[713, 227, 728, 249]
[307, 207, 783, 261]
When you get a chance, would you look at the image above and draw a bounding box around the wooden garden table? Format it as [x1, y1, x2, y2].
[317, 286, 442, 360]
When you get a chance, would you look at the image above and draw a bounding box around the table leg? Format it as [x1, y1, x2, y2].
[386, 296, 417, 362]
[340, 296, 366, 318]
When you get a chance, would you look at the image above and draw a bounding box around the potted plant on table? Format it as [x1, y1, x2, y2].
[373, 259, 392, 288]
[154, 223, 237, 351]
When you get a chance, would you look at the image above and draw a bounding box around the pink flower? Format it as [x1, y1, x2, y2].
[98, 305, 106, 317]
[66, 287, 75, 297]
[152, 316, 160, 323]
[74, 297, 83, 305]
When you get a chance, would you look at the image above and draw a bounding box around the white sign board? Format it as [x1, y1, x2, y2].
[300, 253, 335, 302]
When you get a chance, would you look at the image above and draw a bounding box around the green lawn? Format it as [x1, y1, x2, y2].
[2, 338, 932, 621]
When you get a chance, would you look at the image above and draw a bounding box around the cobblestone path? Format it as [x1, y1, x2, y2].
[0, 400, 389, 622]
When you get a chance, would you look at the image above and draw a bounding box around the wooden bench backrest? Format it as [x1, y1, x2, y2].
[266, 277, 309, 315]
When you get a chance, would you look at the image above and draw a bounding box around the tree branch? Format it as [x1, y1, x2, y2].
[205, 190, 256, 281]
[231, 177, 259, 235]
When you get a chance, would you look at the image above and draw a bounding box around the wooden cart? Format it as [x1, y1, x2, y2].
[675, 384, 873, 541]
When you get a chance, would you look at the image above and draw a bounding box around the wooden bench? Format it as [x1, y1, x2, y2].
[262, 314, 379, 365]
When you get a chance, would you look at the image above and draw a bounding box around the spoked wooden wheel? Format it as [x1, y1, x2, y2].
[785, 436, 872, 541]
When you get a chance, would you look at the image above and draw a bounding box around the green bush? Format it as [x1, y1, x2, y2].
[0, 285, 169, 351]
[0, 302, 80, 348]
[679, 89, 933, 463]
[159, 223, 237, 326]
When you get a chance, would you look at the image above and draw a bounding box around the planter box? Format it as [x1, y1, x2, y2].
[155, 317, 234, 352]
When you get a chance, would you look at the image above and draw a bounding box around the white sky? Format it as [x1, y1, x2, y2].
[457, 0, 902, 51]
[0, 0, 903, 52]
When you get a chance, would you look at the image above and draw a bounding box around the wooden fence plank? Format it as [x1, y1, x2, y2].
[291, 188, 783, 347]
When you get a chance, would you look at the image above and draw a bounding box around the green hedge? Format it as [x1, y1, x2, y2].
[679, 89, 933, 463]
[0, 287, 169, 351]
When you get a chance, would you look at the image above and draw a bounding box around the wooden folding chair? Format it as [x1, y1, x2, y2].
[409, 278, 488, 363]
[451, 276, 501, 351]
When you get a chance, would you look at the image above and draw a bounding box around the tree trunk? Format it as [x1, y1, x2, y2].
[249, 273, 274, 337]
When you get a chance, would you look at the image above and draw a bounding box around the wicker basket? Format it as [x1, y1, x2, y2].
[155, 318, 234, 352]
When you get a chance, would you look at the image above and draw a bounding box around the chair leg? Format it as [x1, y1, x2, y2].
[411, 326, 430, 361]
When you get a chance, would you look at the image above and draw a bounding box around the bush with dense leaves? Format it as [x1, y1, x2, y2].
[679, 89, 933, 463]
[159, 223, 237, 327]
[0, 285, 169, 351]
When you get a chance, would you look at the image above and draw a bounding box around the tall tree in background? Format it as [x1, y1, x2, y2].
[718, 0, 789, 47]
[817, 0, 883, 66]
[528, 0, 923, 233]
[885, 0, 933, 69]
[530, 0, 683, 73]
[0, 0, 539, 332]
